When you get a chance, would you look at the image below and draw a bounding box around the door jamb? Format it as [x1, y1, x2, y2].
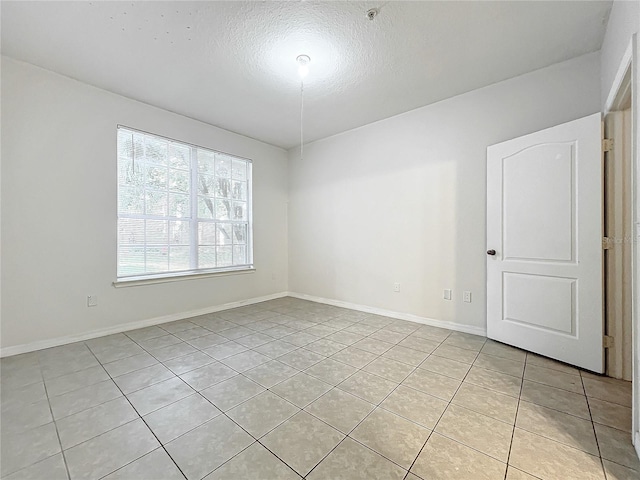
[603, 34, 638, 457]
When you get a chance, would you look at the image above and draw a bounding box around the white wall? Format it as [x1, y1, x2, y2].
[1, 57, 288, 351]
[288, 53, 601, 332]
[600, 0, 639, 108]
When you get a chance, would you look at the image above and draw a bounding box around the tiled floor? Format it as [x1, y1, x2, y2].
[1, 297, 638, 480]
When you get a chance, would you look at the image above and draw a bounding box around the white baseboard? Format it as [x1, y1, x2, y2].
[0, 292, 288, 358]
[1, 290, 487, 358]
[635, 432, 640, 462]
[287, 291, 487, 337]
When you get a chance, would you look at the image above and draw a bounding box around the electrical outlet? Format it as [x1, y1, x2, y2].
[393, 282, 400, 292]
[443, 289, 452, 300]
[87, 295, 98, 307]
[463, 291, 472, 303]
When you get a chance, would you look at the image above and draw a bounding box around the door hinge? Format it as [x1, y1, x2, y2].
[603, 138, 614, 153]
[603, 335, 614, 348]
[603, 237, 612, 250]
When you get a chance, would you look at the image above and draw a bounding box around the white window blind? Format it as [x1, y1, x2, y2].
[117, 127, 253, 280]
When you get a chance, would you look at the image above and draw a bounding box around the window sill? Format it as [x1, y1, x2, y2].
[113, 267, 256, 288]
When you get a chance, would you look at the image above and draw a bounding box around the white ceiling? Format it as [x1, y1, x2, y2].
[2, 1, 612, 149]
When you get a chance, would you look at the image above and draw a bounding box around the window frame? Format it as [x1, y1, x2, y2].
[114, 125, 254, 286]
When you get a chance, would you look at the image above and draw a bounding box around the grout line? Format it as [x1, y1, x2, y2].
[503, 349, 528, 479]
[82, 347, 191, 480]
[581, 369, 608, 477]
[37, 362, 72, 480]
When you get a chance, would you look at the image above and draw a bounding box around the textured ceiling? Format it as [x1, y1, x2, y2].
[1, 1, 612, 149]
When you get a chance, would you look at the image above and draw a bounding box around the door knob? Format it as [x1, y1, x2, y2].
[487, 249, 496, 255]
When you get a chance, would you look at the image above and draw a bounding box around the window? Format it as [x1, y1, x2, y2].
[117, 127, 253, 280]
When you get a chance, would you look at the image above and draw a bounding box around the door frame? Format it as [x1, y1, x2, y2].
[604, 33, 638, 457]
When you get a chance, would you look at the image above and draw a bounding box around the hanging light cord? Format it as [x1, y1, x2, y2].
[300, 79, 304, 160]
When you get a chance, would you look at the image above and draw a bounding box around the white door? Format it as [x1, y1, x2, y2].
[487, 113, 604, 373]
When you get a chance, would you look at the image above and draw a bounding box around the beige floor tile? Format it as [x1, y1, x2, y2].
[352, 338, 394, 355]
[277, 348, 326, 369]
[270, 373, 333, 408]
[505, 467, 540, 480]
[179, 362, 237, 391]
[148, 342, 198, 362]
[143, 394, 221, 444]
[432, 344, 479, 364]
[464, 366, 522, 397]
[402, 368, 461, 401]
[411, 326, 452, 343]
[481, 340, 526, 362]
[324, 330, 365, 346]
[200, 375, 264, 411]
[509, 428, 605, 480]
[261, 411, 344, 477]
[305, 358, 358, 385]
[282, 331, 321, 347]
[520, 380, 590, 419]
[126, 377, 194, 416]
[227, 391, 299, 438]
[370, 329, 408, 345]
[386, 320, 421, 335]
[588, 397, 632, 432]
[380, 385, 447, 429]
[113, 363, 175, 395]
[0, 423, 61, 477]
[435, 404, 512, 462]
[64, 419, 159, 480]
[201, 341, 248, 360]
[442, 332, 486, 352]
[524, 364, 584, 394]
[242, 360, 299, 388]
[451, 382, 518, 424]
[411, 433, 506, 480]
[220, 350, 271, 372]
[398, 335, 440, 353]
[474, 353, 524, 378]
[330, 347, 378, 369]
[515, 401, 598, 455]
[102, 352, 158, 378]
[344, 323, 379, 336]
[304, 388, 375, 434]
[3, 454, 68, 480]
[56, 397, 138, 449]
[305, 339, 347, 356]
[602, 459, 640, 480]
[103, 448, 185, 480]
[382, 345, 429, 366]
[351, 408, 430, 469]
[307, 437, 406, 480]
[204, 442, 301, 480]
[49, 379, 123, 419]
[162, 351, 215, 376]
[253, 339, 299, 358]
[419, 355, 471, 380]
[0, 399, 52, 436]
[165, 415, 253, 480]
[582, 376, 632, 408]
[44, 365, 110, 397]
[363, 356, 415, 383]
[594, 423, 640, 470]
[337, 370, 397, 404]
[527, 353, 580, 375]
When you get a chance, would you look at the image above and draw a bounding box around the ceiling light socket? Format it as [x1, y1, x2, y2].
[296, 54, 311, 78]
[367, 8, 378, 21]
[296, 55, 310, 66]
